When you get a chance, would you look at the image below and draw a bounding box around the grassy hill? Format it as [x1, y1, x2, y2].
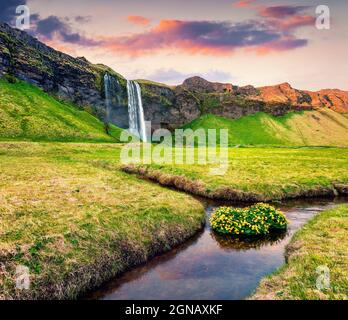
[0, 79, 122, 142]
[182, 110, 348, 146]
[1, 77, 348, 146]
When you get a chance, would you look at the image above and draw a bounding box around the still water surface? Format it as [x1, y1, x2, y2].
[86, 197, 348, 300]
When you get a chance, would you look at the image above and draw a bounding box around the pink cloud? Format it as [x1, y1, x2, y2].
[99, 18, 310, 57]
[34, 5, 314, 58]
[127, 15, 151, 26]
[258, 5, 311, 19]
[275, 15, 315, 31]
[233, 0, 256, 8]
[249, 36, 308, 55]
[257, 5, 315, 31]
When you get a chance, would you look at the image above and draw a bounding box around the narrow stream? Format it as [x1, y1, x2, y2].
[86, 197, 348, 300]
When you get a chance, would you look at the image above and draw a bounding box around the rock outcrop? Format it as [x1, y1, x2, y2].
[256, 82, 348, 113]
[181, 76, 234, 93]
[0, 23, 129, 128]
[140, 81, 201, 130]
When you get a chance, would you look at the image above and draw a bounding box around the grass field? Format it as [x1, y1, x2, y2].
[0, 79, 122, 142]
[252, 204, 348, 300]
[123, 147, 348, 201]
[1, 142, 348, 299]
[0, 142, 205, 299]
[183, 111, 348, 146]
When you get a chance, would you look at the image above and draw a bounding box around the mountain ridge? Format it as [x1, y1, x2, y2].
[179, 76, 348, 114]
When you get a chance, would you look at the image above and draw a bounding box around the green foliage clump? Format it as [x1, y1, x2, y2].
[200, 93, 222, 111]
[210, 203, 288, 236]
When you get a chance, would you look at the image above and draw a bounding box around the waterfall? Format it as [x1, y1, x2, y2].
[127, 80, 147, 142]
[104, 73, 112, 123]
[104, 74, 147, 141]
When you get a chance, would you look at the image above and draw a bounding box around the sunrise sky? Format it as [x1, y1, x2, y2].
[1, 0, 347, 90]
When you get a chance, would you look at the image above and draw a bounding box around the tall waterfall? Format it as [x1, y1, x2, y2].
[127, 80, 147, 142]
[104, 73, 112, 123]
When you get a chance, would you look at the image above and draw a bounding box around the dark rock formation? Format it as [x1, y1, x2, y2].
[182, 76, 234, 93]
[0, 23, 129, 128]
[140, 82, 201, 130]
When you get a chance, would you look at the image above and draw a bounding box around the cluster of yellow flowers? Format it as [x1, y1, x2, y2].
[210, 203, 288, 237]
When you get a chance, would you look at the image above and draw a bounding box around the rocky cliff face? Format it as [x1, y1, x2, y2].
[0, 23, 347, 133]
[141, 76, 348, 128]
[308, 89, 348, 113]
[139, 81, 201, 130]
[256, 82, 348, 113]
[179, 78, 348, 114]
[0, 23, 129, 128]
[181, 76, 234, 93]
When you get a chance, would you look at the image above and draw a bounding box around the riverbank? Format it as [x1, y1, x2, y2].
[121, 147, 348, 202]
[0, 142, 205, 299]
[251, 204, 348, 300]
[86, 198, 348, 300]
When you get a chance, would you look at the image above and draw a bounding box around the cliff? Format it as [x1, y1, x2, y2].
[0, 23, 129, 128]
[257, 82, 348, 113]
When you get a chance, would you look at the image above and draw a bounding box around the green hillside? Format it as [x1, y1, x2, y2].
[182, 110, 348, 146]
[0, 79, 122, 142]
[1, 77, 348, 146]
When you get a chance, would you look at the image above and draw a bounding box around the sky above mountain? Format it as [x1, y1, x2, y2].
[1, 0, 347, 90]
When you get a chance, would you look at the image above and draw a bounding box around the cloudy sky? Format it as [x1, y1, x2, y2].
[1, 0, 347, 90]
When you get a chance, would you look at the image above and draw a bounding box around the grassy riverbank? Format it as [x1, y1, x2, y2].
[252, 204, 348, 300]
[0, 142, 205, 299]
[122, 147, 348, 202]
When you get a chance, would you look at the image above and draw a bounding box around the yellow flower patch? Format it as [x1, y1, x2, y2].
[210, 203, 288, 236]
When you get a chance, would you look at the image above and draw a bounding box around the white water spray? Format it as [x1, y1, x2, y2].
[127, 80, 147, 142]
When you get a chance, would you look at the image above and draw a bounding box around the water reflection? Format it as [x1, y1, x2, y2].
[211, 230, 287, 251]
[84, 197, 348, 300]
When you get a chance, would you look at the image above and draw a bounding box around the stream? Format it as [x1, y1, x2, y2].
[86, 197, 348, 300]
